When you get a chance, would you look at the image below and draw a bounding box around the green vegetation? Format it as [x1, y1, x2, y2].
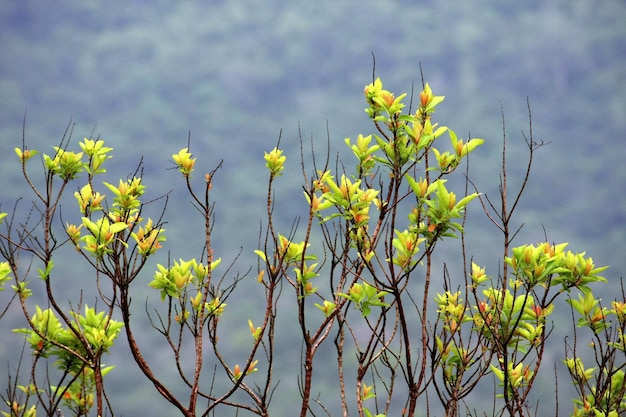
[1, 76, 623, 417]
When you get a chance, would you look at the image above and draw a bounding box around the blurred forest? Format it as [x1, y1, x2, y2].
[1, 1, 625, 415]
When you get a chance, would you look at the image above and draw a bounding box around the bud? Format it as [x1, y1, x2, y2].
[172, 148, 196, 176]
[264, 147, 286, 177]
[380, 90, 395, 107]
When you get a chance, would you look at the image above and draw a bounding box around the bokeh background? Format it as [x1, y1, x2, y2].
[1, 1, 625, 415]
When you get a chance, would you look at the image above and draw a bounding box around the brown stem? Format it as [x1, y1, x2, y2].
[120, 288, 191, 417]
[299, 343, 314, 417]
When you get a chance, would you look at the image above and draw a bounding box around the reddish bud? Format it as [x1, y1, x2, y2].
[380, 91, 395, 107]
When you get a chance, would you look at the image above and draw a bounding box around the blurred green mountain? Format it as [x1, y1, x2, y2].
[1, 1, 625, 415]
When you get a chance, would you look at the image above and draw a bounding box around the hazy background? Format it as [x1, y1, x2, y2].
[1, 1, 625, 416]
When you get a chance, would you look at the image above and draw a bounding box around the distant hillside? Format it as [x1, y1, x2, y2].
[1, 1, 625, 415]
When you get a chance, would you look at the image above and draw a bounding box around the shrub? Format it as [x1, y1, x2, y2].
[0, 75, 623, 417]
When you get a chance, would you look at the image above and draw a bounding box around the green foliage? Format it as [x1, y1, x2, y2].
[11, 305, 121, 416]
[43, 147, 85, 181]
[0, 261, 11, 291]
[337, 281, 390, 317]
